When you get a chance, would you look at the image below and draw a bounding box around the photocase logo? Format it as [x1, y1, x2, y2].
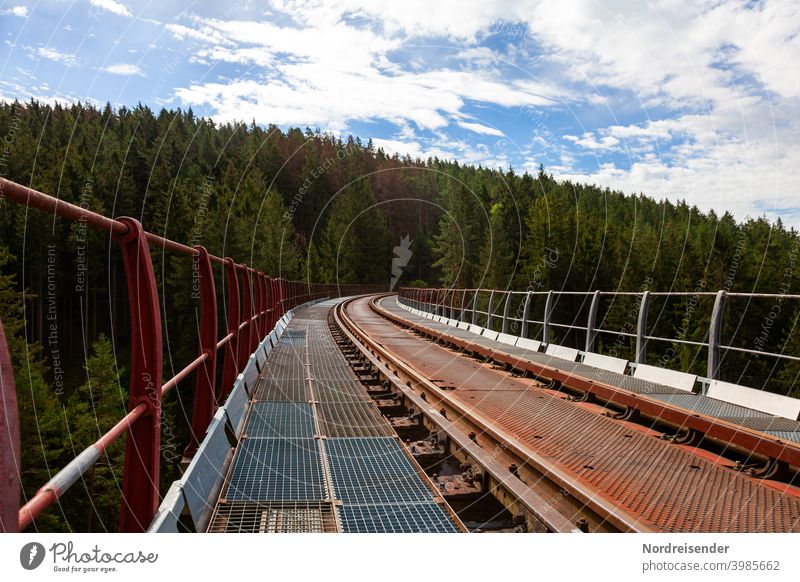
[390, 235, 413, 291]
[20, 542, 46, 570]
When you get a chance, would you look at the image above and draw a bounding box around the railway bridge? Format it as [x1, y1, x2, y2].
[1, 178, 799, 534]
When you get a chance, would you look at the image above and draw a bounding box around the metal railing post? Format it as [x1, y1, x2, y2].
[486, 290, 495, 329]
[586, 290, 600, 353]
[220, 258, 240, 400]
[459, 289, 467, 321]
[237, 266, 253, 371]
[543, 290, 554, 344]
[501, 291, 512, 333]
[708, 290, 727, 381]
[184, 246, 218, 459]
[114, 217, 163, 533]
[266, 277, 275, 328]
[471, 290, 479, 326]
[636, 291, 650, 364]
[257, 272, 267, 335]
[248, 268, 258, 353]
[271, 277, 279, 326]
[0, 318, 19, 532]
[521, 291, 532, 338]
[276, 278, 284, 317]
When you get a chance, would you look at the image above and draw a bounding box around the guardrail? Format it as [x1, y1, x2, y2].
[398, 286, 800, 391]
[0, 177, 381, 532]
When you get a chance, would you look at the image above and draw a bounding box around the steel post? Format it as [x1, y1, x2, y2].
[0, 319, 19, 532]
[708, 290, 726, 381]
[238, 265, 253, 371]
[501, 291, 512, 334]
[521, 291, 532, 338]
[220, 258, 240, 399]
[114, 217, 163, 533]
[543, 290, 554, 344]
[636, 291, 650, 364]
[184, 246, 217, 458]
[586, 291, 600, 353]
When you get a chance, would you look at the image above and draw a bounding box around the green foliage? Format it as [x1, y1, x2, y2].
[318, 180, 391, 284]
[2, 99, 800, 534]
[62, 335, 126, 531]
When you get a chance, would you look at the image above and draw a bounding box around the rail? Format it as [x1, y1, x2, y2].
[0, 177, 382, 532]
[398, 286, 800, 391]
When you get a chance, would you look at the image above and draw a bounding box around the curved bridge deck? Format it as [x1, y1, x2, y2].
[358, 295, 800, 533]
[207, 299, 462, 533]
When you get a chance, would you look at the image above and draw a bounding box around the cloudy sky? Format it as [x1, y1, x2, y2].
[1, 1, 799, 224]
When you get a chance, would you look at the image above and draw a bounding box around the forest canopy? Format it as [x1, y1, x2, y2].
[1, 100, 798, 531]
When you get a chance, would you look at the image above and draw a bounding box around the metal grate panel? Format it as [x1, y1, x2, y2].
[208, 501, 337, 532]
[763, 430, 800, 444]
[225, 438, 326, 502]
[648, 393, 769, 418]
[317, 402, 394, 437]
[337, 503, 458, 533]
[280, 330, 307, 346]
[326, 437, 437, 505]
[255, 378, 309, 402]
[727, 417, 800, 432]
[262, 356, 306, 377]
[244, 403, 316, 438]
[314, 379, 373, 404]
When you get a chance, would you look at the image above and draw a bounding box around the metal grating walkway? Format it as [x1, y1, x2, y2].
[338, 503, 460, 533]
[208, 501, 337, 533]
[208, 299, 461, 533]
[224, 438, 326, 501]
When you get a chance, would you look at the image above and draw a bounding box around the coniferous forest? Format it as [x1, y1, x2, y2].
[1, 100, 799, 531]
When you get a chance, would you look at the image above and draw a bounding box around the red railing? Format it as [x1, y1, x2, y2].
[0, 177, 382, 533]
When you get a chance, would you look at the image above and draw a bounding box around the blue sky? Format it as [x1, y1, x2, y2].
[1, 0, 799, 224]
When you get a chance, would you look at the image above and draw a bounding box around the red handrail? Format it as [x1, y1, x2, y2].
[0, 177, 384, 532]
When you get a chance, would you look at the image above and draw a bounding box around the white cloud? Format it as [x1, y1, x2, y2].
[31, 47, 81, 68]
[565, 132, 620, 151]
[372, 136, 508, 168]
[162, 1, 800, 223]
[102, 63, 143, 76]
[558, 97, 800, 223]
[271, 0, 510, 40]
[171, 15, 564, 134]
[1, 6, 28, 17]
[90, 0, 131, 18]
[457, 121, 504, 137]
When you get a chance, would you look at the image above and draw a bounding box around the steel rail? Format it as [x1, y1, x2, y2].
[337, 295, 652, 533]
[333, 297, 583, 533]
[383, 297, 800, 470]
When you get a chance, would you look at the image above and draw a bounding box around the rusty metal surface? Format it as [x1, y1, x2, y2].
[383, 297, 800, 469]
[401, 312, 685, 395]
[345, 296, 800, 532]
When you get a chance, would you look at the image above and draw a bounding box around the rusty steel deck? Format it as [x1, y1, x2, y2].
[342, 295, 800, 533]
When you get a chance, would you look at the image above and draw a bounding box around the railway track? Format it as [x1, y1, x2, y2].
[332, 294, 800, 533]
